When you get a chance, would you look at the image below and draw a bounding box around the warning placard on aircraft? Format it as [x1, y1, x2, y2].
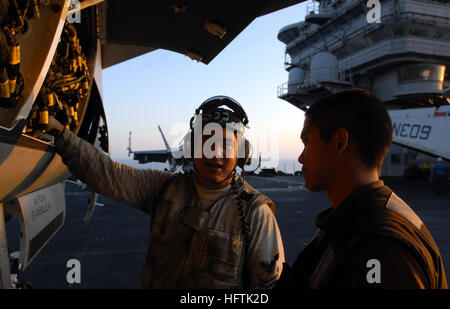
[17, 182, 66, 271]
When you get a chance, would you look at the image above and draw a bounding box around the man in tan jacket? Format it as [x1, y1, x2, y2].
[49, 96, 284, 288]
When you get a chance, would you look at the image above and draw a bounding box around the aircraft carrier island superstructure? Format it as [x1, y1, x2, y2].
[277, 0, 450, 176]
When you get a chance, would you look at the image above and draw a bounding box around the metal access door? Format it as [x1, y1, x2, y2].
[0, 182, 66, 288]
[17, 182, 66, 271]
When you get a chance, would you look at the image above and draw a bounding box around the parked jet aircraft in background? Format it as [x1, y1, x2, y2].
[127, 126, 186, 172]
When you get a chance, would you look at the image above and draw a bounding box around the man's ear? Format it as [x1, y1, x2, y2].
[334, 128, 349, 154]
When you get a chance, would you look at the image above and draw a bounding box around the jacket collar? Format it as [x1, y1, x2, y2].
[313, 180, 390, 249]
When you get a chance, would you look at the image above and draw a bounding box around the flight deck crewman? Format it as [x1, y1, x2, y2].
[49, 96, 285, 289]
[276, 89, 447, 289]
[432, 157, 448, 196]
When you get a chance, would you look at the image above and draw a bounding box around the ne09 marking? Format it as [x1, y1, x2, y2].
[392, 122, 432, 140]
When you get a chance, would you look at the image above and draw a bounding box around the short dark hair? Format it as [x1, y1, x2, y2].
[305, 89, 392, 168]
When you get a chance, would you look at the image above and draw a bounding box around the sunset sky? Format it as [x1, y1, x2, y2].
[101, 2, 308, 169]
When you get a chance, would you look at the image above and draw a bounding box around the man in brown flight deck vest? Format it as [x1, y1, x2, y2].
[276, 89, 447, 289]
[49, 95, 285, 288]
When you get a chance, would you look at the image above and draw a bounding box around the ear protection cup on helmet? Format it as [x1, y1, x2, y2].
[237, 139, 252, 168]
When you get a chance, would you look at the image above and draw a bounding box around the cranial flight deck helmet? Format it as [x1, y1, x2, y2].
[183, 95, 252, 168]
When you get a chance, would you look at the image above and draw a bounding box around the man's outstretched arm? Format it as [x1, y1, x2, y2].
[49, 116, 171, 213]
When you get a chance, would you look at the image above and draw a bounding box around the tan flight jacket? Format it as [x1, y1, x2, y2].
[55, 129, 276, 288]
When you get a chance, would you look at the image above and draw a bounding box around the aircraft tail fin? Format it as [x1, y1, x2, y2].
[158, 125, 170, 151]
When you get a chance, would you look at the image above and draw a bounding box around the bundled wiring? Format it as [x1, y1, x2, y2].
[25, 20, 90, 138]
[0, 0, 41, 108]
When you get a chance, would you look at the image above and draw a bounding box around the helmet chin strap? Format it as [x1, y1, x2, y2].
[193, 162, 237, 187]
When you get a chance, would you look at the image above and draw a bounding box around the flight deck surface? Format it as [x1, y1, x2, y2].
[5, 175, 450, 288]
